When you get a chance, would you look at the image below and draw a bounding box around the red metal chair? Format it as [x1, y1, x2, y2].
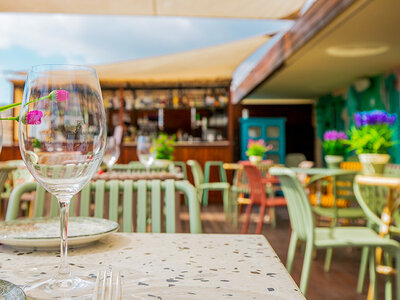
[241, 162, 286, 234]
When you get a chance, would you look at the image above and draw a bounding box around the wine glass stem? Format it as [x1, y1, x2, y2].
[57, 199, 71, 278]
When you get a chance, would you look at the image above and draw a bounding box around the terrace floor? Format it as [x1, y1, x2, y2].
[181, 205, 386, 300]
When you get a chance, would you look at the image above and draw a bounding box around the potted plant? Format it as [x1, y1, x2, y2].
[322, 130, 348, 168]
[246, 139, 273, 164]
[154, 133, 176, 167]
[347, 110, 397, 174]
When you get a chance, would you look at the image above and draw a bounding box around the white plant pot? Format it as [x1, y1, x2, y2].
[154, 159, 172, 168]
[324, 155, 344, 169]
[249, 156, 262, 164]
[358, 153, 390, 175]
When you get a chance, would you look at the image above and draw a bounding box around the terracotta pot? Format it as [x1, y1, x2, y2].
[358, 153, 390, 175]
[324, 155, 344, 169]
[249, 156, 262, 164]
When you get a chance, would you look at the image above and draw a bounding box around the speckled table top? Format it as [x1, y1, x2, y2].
[0, 233, 304, 299]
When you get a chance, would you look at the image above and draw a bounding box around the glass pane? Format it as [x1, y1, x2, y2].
[266, 126, 280, 138]
[266, 154, 280, 164]
[268, 140, 280, 151]
[248, 126, 261, 138]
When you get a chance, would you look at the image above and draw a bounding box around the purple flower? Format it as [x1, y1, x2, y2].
[22, 110, 43, 125]
[354, 113, 362, 127]
[247, 139, 266, 148]
[355, 110, 396, 127]
[49, 90, 69, 102]
[323, 130, 347, 141]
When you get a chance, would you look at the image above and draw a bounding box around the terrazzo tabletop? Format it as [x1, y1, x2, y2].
[0, 233, 304, 299]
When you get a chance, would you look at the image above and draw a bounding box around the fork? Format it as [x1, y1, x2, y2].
[92, 270, 122, 300]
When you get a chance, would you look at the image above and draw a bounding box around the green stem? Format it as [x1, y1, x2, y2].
[0, 117, 18, 121]
[0, 95, 50, 113]
[25, 95, 50, 106]
[0, 102, 22, 112]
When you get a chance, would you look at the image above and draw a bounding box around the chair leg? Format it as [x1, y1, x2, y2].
[230, 190, 238, 228]
[324, 248, 333, 272]
[202, 188, 209, 206]
[241, 203, 252, 234]
[395, 251, 400, 300]
[222, 188, 230, 221]
[383, 252, 392, 300]
[368, 247, 378, 300]
[299, 241, 314, 296]
[358, 246, 369, 293]
[256, 203, 266, 234]
[286, 232, 298, 273]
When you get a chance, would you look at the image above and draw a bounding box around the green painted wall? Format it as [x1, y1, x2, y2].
[316, 73, 400, 163]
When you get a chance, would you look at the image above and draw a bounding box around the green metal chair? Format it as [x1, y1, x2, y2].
[269, 167, 400, 297]
[111, 162, 170, 173]
[6, 179, 201, 234]
[187, 160, 231, 219]
[0, 164, 17, 219]
[307, 171, 366, 272]
[354, 180, 400, 297]
[202, 161, 228, 206]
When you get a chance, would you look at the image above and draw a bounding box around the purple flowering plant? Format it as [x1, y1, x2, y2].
[322, 130, 348, 156]
[347, 110, 397, 154]
[0, 90, 69, 125]
[246, 139, 273, 157]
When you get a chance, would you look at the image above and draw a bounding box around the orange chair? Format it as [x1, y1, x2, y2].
[241, 162, 286, 234]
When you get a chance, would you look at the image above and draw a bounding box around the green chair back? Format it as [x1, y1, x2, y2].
[187, 160, 204, 187]
[353, 180, 400, 230]
[112, 162, 169, 173]
[6, 179, 201, 233]
[384, 163, 400, 177]
[269, 167, 315, 241]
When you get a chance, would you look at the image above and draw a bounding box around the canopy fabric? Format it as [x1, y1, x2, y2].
[93, 35, 270, 86]
[0, 0, 305, 19]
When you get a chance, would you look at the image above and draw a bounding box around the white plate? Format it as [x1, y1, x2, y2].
[0, 217, 119, 249]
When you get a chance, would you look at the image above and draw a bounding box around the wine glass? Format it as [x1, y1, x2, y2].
[136, 134, 156, 172]
[18, 64, 106, 299]
[102, 136, 120, 171]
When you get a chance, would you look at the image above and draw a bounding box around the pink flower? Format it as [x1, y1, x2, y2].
[23, 110, 43, 125]
[49, 90, 69, 102]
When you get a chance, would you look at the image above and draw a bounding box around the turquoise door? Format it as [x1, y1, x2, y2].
[240, 117, 286, 164]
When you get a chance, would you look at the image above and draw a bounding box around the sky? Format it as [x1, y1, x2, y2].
[0, 13, 293, 104]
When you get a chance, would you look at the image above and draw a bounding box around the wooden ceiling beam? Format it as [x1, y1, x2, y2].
[231, 0, 356, 104]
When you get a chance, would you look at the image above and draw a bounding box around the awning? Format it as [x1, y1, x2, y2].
[0, 0, 305, 19]
[93, 35, 270, 86]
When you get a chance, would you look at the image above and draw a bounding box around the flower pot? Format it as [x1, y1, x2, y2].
[249, 156, 262, 164]
[358, 154, 390, 175]
[154, 159, 172, 168]
[324, 155, 344, 169]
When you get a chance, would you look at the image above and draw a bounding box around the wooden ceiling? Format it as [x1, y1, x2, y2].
[232, 0, 400, 102]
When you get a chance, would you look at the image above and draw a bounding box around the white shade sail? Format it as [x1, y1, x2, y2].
[0, 0, 305, 19]
[93, 35, 270, 86]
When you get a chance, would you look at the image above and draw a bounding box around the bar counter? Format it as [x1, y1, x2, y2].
[121, 141, 233, 165]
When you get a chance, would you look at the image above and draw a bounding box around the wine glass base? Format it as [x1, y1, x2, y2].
[23, 275, 95, 299]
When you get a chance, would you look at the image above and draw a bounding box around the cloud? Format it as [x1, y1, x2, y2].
[0, 13, 291, 65]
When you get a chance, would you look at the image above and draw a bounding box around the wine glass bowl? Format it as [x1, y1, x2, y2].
[103, 136, 120, 171]
[136, 134, 156, 172]
[18, 64, 106, 299]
